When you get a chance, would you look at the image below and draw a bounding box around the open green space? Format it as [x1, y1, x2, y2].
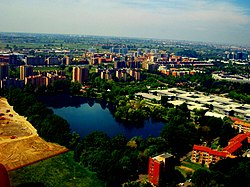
[9, 151, 104, 187]
[34, 66, 61, 71]
[181, 161, 208, 171]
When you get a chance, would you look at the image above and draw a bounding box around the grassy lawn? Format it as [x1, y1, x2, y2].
[34, 66, 61, 71]
[9, 151, 104, 187]
[176, 160, 209, 179]
[181, 161, 208, 171]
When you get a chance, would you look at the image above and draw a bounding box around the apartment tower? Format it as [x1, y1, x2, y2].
[72, 67, 88, 84]
[20, 65, 33, 80]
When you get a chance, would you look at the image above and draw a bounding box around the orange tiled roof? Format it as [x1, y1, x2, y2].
[193, 145, 228, 157]
[209, 150, 228, 157]
[193, 145, 211, 152]
[229, 134, 247, 143]
[234, 121, 250, 128]
[223, 142, 242, 154]
[230, 117, 244, 122]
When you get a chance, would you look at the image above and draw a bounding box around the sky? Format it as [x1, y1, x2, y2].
[0, 0, 250, 45]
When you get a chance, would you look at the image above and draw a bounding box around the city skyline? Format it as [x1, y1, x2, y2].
[0, 0, 250, 46]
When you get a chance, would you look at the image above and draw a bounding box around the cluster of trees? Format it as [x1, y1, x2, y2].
[74, 131, 185, 187]
[161, 103, 198, 157]
[73, 103, 201, 186]
[35, 79, 82, 96]
[192, 158, 250, 187]
[195, 112, 236, 147]
[229, 90, 250, 104]
[114, 98, 150, 124]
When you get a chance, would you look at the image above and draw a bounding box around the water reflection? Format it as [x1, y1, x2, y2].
[40, 95, 165, 139]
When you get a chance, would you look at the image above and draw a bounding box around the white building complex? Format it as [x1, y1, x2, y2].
[143, 88, 250, 122]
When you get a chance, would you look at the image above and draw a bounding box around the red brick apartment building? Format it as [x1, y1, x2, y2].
[191, 133, 250, 167]
[148, 153, 174, 186]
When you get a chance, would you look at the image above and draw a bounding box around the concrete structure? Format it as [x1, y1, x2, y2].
[116, 69, 127, 81]
[100, 70, 113, 80]
[148, 153, 174, 186]
[63, 56, 71, 65]
[25, 74, 66, 87]
[0, 54, 9, 63]
[0, 63, 9, 80]
[232, 120, 250, 133]
[0, 78, 24, 89]
[212, 73, 250, 83]
[72, 67, 89, 84]
[204, 111, 226, 119]
[26, 56, 46, 66]
[149, 88, 250, 122]
[191, 145, 228, 167]
[114, 61, 126, 69]
[135, 93, 161, 102]
[20, 65, 33, 80]
[110, 47, 128, 54]
[130, 69, 140, 81]
[47, 57, 60, 66]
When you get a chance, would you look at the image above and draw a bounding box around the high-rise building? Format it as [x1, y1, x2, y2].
[20, 65, 33, 80]
[130, 69, 140, 81]
[0, 63, 9, 80]
[114, 61, 126, 69]
[63, 56, 71, 65]
[100, 70, 112, 80]
[110, 47, 128, 54]
[148, 153, 174, 186]
[72, 67, 89, 84]
[26, 56, 46, 66]
[116, 69, 127, 81]
[47, 57, 60, 66]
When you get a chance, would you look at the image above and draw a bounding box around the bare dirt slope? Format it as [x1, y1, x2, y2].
[0, 97, 68, 171]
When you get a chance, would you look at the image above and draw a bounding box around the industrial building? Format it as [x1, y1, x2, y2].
[147, 88, 250, 122]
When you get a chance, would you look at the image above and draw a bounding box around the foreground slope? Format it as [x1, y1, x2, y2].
[0, 97, 68, 171]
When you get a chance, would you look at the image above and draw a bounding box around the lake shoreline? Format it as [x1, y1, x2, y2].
[40, 95, 166, 139]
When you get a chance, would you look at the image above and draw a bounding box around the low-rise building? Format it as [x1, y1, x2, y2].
[232, 121, 250, 133]
[191, 145, 228, 167]
[191, 133, 250, 167]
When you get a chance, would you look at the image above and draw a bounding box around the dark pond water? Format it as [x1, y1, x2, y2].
[41, 95, 165, 139]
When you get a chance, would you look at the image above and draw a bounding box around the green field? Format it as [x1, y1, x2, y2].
[9, 151, 104, 187]
[34, 66, 61, 71]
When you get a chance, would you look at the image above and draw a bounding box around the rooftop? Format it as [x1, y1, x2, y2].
[152, 153, 173, 163]
[223, 142, 242, 154]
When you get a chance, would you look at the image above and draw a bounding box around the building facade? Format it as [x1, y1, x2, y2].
[72, 67, 89, 84]
[0, 63, 9, 80]
[148, 153, 174, 186]
[20, 65, 33, 80]
[191, 133, 250, 167]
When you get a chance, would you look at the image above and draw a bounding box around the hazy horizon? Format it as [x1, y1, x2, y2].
[1, 0, 250, 46]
